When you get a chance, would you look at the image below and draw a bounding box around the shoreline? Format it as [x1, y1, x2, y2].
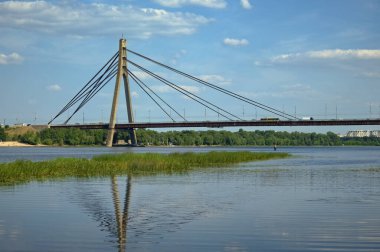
[0, 141, 45, 147]
[0, 141, 379, 148]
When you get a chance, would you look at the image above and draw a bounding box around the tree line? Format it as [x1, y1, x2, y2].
[2, 127, 380, 146]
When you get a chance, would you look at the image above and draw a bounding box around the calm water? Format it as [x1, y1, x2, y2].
[0, 146, 380, 251]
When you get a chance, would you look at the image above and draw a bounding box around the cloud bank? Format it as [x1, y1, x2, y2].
[153, 0, 227, 9]
[0, 1, 211, 39]
[272, 49, 380, 63]
[0, 52, 23, 64]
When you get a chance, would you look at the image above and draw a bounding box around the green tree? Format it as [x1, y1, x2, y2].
[20, 132, 40, 145]
[326, 131, 341, 145]
[0, 127, 6, 141]
[202, 134, 214, 145]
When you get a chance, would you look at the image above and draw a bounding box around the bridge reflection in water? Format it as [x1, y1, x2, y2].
[111, 175, 131, 252]
[73, 175, 132, 251]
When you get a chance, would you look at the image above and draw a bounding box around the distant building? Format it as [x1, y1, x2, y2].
[345, 130, 380, 138]
[13, 123, 28, 127]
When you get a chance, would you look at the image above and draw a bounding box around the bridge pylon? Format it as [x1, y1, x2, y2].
[106, 38, 137, 147]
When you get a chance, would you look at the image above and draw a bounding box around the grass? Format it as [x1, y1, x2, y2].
[0, 151, 289, 186]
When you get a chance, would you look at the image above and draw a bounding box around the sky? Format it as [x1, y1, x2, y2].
[0, 0, 379, 133]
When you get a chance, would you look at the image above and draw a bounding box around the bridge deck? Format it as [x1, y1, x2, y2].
[49, 119, 380, 130]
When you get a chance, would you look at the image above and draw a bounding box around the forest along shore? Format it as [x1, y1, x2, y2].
[2, 126, 380, 146]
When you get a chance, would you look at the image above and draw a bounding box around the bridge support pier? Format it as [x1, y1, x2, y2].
[106, 38, 137, 147]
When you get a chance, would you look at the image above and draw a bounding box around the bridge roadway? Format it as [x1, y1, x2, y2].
[49, 119, 380, 130]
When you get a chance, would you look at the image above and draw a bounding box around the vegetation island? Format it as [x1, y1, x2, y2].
[0, 151, 289, 185]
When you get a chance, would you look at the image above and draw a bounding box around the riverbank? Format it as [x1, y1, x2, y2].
[0, 151, 289, 185]
[0, 141, 39, 147]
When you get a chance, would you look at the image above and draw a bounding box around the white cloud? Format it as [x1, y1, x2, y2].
[223, 38, 249, 46]
[153, 0, 226, 8]
[152, 85, 200, 94]
[307, 49, 380, 59]
[131, 91, 139, 97]
[131, 71, 151, 80]
[46, 84, 62, 92]
[151, 85, 172, 93]
[198, 74, 231, 85]
[240, 0, 252, 9]
[0, 52, 23, 64]
[0, 1, 211, 39]
[272, 49, 380, 63]
[180, 85, 200, 93]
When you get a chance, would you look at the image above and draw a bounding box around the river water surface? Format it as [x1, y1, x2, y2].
[0, 146, 379, 251]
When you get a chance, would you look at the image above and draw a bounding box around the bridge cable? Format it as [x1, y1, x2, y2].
[69, 59, 119, 105]
[61, 60, 119, 121]
[127, 49, 298, 120]
[128, 60, 242, 121]
[64, 66, 118, 124]
[128, 60, 240, 121]
[128, 70, 186, 121]
[72, 61, 119, 110]
[128, 70, 177, 122]
[61, 57, 118, 115]
[49, 52, 118, 123]
[63, 61, 118, 124]
[49, 52, 118, 124]
[127, 49, 293, 120]
[128, 49, 294, 120]
[50, 53, 118, 123]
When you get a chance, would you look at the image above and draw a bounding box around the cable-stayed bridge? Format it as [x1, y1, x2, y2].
[48, 39, 380, 146]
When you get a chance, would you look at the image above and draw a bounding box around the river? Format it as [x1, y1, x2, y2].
[0, 146, 379, 251]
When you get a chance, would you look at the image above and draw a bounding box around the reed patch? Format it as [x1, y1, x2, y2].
[0, 151, 289, 185]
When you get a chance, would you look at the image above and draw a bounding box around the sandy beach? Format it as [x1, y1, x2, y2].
[0, 141, 36, 147]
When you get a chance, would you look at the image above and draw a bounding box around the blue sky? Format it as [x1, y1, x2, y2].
[0, 0, 379, 133]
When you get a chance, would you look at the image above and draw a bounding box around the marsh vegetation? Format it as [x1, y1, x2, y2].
[0, 151, 289, 185]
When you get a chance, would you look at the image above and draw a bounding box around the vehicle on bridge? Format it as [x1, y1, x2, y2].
[302, 117, 314, 120]
[260, 117, 280, 121]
